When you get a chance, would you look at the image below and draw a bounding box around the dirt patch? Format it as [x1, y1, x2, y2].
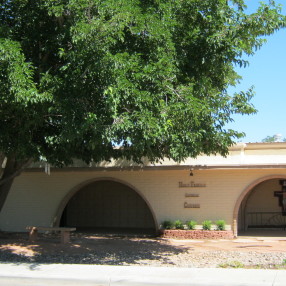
[167, 237, 286, 253]
[0, 232, 286, 268]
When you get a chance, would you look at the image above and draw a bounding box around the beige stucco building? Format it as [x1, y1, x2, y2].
[1, 142, 286, 237]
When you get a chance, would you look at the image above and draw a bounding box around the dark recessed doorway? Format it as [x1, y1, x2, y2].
[60, 180, 156, 235]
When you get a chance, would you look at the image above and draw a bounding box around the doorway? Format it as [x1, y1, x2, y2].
[60, 180, 156, 235]
[238, 178, 286, 235]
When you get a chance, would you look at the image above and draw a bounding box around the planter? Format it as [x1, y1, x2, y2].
[160, 229, 234, 239]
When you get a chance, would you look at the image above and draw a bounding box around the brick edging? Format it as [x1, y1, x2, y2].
[160, 229, 234, 239]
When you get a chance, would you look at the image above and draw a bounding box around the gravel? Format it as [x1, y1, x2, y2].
[0, 233, 286, 268]
[165, 251, 286, 268]
[0, 248, 285, 268]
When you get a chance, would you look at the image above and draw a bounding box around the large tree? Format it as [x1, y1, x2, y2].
[0, 0, 285, 212]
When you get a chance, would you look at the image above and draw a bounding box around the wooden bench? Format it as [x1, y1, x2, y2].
[26, 226, 76, 244]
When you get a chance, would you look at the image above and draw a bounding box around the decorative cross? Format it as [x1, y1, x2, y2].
[274, 180, 286, 216]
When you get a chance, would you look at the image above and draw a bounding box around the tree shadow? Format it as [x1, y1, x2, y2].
[0, 232, 193, 266]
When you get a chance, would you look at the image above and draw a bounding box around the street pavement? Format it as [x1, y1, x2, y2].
[0, 263, 286, 286]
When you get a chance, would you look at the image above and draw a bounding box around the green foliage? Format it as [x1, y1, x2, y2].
[219, 261, 245, 268]
[1, 0, 286, 165]
[161, 220, 174, 230]
[202, 220, 212, 230]
[186, 220, 197, 230]
[0, 0, 286, 210]
[215, 220, 226, 231]
[262, 135, 276, 142]
[262, 135, 286, 143]
[174, 220, 184, 230]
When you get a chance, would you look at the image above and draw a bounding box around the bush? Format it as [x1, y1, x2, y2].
[202, 220, 212, 230]
[215, 220, 226, 231]
[161, 220, 174, 229]
[186, 220, 197, 230]
[174, 220, 185, 229]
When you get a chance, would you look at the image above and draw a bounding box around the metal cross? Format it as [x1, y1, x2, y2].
[274, 180, 286, 216]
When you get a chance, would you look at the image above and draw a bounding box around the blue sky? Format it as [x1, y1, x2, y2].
[227, 1, 286, 143]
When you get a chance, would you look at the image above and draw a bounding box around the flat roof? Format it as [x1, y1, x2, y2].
[21, 142, 286, 172]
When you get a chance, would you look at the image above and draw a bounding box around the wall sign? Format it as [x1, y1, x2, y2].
[179, 181, 206, 188]
[184, 202, 200, 208]
[185, 193, 200, 197]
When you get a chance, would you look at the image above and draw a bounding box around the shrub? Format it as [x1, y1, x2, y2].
[186, 220, 197, 230]
[174, 220, 185, 229]
[161, 220, 174, 229]
[202, 220, 212, 230]
[215, 220, 226, 231]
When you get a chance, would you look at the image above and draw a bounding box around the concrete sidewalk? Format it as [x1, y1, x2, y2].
[0, 263, 286, 286]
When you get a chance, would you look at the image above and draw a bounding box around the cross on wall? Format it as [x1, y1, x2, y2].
[274, 180, 286, 216]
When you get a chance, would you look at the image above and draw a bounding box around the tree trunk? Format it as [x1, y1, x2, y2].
[0, 156, 32, 213]
[0, 176, 15, 213]
[0, 153, 5, 168]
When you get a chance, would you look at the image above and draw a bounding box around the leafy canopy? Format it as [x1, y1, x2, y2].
[1, 0, 286, 165]
[262, 134, 286, 142]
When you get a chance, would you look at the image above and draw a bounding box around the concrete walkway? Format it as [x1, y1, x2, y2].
[0, 263, 286, 286]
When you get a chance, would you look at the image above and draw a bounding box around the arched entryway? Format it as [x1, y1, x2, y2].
[235, 176, 286, 236]
[58, 179, 157, 234]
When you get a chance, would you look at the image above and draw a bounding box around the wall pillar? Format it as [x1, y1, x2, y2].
[233, 218, 237, 237]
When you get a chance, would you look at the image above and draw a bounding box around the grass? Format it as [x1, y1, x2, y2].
[218, 260, 286, 269]
[218, 261, 245, 268]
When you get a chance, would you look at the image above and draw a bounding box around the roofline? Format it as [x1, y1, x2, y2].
[23, 163, 286, 173]
[8, 142, 286, 173]
[229, 142, 286, 151]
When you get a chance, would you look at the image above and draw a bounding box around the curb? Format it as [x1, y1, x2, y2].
[1, 263, 286, 286]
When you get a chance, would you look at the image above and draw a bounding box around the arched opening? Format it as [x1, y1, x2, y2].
[237, 177, 286, 236]
[59, 179, 157, 235]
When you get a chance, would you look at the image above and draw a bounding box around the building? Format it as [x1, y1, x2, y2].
[1, 142, 286, 237]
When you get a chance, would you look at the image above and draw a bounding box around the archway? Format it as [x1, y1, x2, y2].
[235, 176, 286, 236]
[59, 179, 157, 234]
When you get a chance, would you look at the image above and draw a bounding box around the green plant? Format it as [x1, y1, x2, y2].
[282, 259, 286, 265]
[161, 220, 174, 230]
[215, 220, 226, 231]
[219, 261, 245, 268]
[186, 220, 197, 230]
[202, 220, 212, 230]
[174, 220, 184, 230]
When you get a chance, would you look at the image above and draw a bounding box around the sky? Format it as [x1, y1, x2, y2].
[226, 1, 286, 143]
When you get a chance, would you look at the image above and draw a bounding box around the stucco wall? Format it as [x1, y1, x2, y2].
[246, 179, 281, 213]
[1, 168, 286, 232]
